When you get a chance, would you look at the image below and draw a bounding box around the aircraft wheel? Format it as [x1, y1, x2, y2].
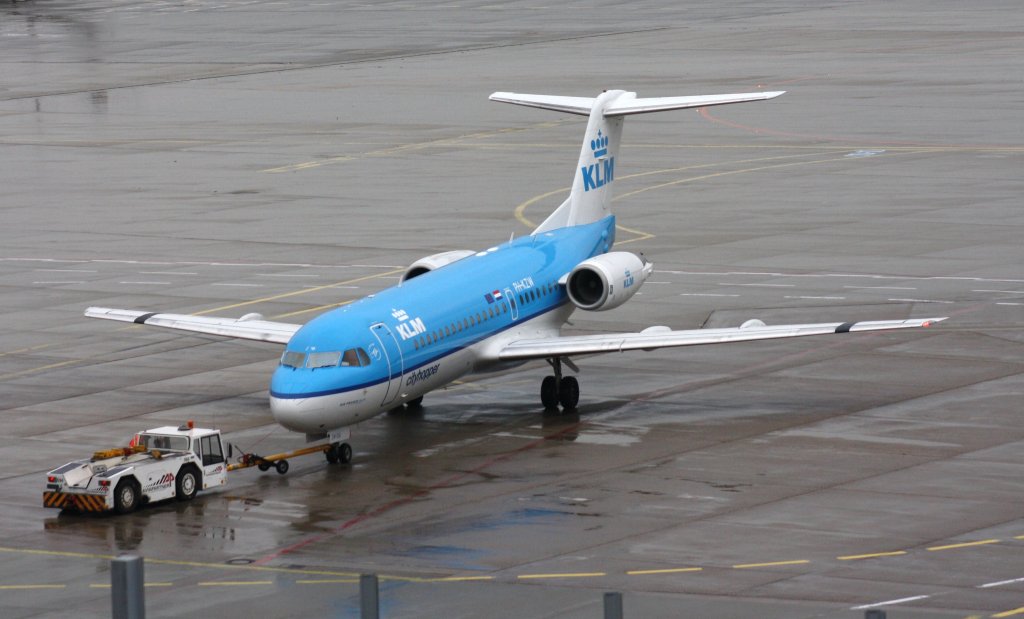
[257, 461, 271, 472]
[339, 443, 352, 464]
[325, 444, 340, 464]
[407, 396, 424, 408]
[540, 375, 559, 409]
[275, 460, 289, 475]
[558, 376, 579, 410]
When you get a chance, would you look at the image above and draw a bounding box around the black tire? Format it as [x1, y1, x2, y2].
[559, 376, 580, 410]
[541, 375, 559, 409]
[325, 444, 340, 464]
[275, 459, 289, 475]
[113, 478, 141, 514]
[406, 395, 424, 408]
[339, 443, 352, 464]
[388, 404, 406, 414]
[257, 461, 271, 472]
[175, 466, 201, 501]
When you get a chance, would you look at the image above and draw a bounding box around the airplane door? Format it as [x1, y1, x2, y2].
[369, 323, 404, 406]
[505, 287, 519, 321]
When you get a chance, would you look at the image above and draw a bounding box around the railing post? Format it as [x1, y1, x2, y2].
[603, 591, 623, 619]
[361, 573, 379, 619]
[111, 554, 145, 619]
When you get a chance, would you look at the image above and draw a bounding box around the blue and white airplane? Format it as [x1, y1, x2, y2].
[87, 89, 945, 463]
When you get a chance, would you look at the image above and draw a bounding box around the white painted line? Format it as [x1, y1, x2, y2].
[784, 296, 846, 300]
[722, 283, 795, 288]
[680, 293, 740, 298]
[212, 283, 264, 288]
[119, 281, 170, 285]
[257, 274, 320, 278]
[887, 298, 953, 304]
[997, 302, 1024, 306]
[98, 260, 175, 265]
[2, 259, 90, 264]
[979, 577, 1024, 588]
[851, 595, 930, 610]
[843, 285, 916, 290]
[974, 289, 1024, 294]
[656, 270, 1024, 284]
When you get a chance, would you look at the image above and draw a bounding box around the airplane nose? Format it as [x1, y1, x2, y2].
[270, 396, 315, 433]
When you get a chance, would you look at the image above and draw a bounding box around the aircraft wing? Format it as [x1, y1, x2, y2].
[498, 317, 946, 360]
[85, 307, 300, 345]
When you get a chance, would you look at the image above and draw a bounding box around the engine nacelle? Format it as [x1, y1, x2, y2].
[566, 252, 653, 311]
[401, 249, 475, 283]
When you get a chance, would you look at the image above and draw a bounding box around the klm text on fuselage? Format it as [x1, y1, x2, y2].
[581, 157, 615, 191]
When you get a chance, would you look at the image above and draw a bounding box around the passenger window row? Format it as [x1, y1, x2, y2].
[411, 281, 559, 352]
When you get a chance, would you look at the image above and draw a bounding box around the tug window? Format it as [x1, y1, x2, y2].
[200, 435, 224, 466]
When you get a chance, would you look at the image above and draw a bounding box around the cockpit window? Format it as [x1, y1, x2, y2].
[342, 348, 371, 367]
[281, 349, 370, 369]
[307, 351, 342, 369]
[281, 351, 306, 368]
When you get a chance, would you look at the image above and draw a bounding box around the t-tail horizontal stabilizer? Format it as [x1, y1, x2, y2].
[489, 89, 784, 234]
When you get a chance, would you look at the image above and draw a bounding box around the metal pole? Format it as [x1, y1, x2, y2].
[603, 591, 623, 619]
[865, 611, 887, 619]
[360, 573, 379, 619]
[111, 555, 145, 619]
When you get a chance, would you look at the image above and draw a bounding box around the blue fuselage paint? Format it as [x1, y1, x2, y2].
[269, 216, 615, 434]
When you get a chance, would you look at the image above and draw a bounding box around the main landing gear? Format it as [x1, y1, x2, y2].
[541, 357, 579, 411]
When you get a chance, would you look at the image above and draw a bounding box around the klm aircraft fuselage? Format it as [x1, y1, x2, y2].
[269, 218, 615, 434]
[87, 88, 943, 460]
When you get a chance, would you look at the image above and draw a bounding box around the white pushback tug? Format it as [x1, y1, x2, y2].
[43, 421, 339, 514]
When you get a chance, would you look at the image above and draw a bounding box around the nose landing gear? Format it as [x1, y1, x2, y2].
[541, 357, 580, 411]
[325, 442, 353, 465]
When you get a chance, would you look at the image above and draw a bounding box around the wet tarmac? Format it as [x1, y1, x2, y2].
[1, 0, 1023, 617]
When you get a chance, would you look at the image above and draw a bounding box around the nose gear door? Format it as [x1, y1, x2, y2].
[370, 323, 404, 406]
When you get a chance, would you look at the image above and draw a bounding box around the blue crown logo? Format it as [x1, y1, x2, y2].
[590, 130, 609, 158]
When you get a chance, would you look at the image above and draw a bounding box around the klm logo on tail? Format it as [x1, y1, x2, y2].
[582, 130, 614, 192]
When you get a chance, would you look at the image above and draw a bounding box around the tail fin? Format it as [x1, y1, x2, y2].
[489, 89, 784, 233]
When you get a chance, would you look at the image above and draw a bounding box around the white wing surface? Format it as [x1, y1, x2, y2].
[488, 91, 785, 117]
[498, 317, 945, 360]
[85, 307, 300, 345]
